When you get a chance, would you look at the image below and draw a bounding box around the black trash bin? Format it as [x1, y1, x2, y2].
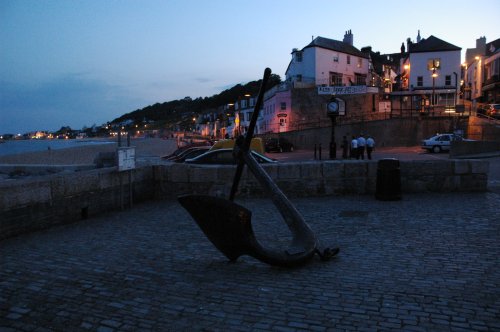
[375, 158, 401, 201]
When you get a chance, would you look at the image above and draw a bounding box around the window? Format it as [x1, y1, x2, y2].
[417, 76, 423, 87]
[296, 74, 302, 82]
[295, 51, 303, 62]
[347, 55, 351, 65]
[330, 72, 343, 86]
[280, 102, 286, 110]
[355, 74, 366, 85]
[445, 75, 451, 85]
[333, 53, 339, 62]
[427, 58, 441, 70]
[357, 58, 362, 68]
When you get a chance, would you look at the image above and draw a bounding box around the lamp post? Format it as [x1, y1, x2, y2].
[432, 68, 438, 106]
[327, 98, 340, 159]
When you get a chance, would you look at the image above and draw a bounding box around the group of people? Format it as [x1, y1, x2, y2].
[341, 133, 375, 160]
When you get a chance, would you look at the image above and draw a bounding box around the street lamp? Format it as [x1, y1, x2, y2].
[432, 68, 438, 106]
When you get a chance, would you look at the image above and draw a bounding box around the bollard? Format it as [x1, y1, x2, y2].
[375, 158, 401, 201]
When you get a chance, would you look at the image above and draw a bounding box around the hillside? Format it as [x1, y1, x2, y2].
[111, 74, 282, 127]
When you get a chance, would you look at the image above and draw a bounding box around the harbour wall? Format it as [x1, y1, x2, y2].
[0, 159, 489, 240]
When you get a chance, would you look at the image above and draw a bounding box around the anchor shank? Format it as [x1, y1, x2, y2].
[230, 68, 272, 201]
[241, 150, 317, 248]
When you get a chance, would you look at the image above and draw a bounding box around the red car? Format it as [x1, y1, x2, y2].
[486, 104, 500, 118]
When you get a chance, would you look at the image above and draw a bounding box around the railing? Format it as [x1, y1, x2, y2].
[482, 75, 499, 87]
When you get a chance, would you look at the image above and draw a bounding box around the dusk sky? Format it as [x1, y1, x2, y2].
[1, 0, 499, 134]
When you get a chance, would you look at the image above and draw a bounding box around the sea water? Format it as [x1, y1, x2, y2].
[0, 139, 115, 157]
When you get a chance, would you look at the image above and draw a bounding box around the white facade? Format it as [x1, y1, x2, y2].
[408, 51, 461, 91]
[314, 48, 369, 86]
[286, 34, 370, 87]
[261, 90, 291, 134]
[465, 57, 485, 101]
[399, 35, 462, 107]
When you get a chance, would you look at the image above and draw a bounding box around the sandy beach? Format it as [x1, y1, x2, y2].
[0, 138, 178, 165]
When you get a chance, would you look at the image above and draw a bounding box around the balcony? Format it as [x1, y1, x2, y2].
[482, 75, 499, 90]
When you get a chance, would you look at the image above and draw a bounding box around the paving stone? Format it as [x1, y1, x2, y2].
[0, 193, 499, 330]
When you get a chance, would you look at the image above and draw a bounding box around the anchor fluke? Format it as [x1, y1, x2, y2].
[178, 194, 256, 262]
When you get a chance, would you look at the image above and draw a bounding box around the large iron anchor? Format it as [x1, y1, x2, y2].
[178, 68, 339, 267]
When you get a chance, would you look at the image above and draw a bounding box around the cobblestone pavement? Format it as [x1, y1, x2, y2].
[1, 192, 499, 331]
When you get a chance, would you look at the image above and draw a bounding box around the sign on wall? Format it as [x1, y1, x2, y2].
[318, 86, 378, 95]
[379, 101, 391, 112]
[318, 86, 367, 95]
[117, 147, 136, 172]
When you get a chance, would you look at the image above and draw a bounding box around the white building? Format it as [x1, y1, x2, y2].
[261, 88, 291, 134]
[285, 30, 370, 87]
[400, 35, 461, 108]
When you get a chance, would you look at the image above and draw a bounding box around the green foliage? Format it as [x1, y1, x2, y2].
[111, 74, 281, 126]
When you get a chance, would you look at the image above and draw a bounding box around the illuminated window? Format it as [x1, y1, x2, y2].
[330, 72, 343, 86]
[357, 58, 362, 68]
[427, 58, 441, 70]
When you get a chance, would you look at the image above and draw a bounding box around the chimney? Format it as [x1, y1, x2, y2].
[343, 29, 353, 46]
[476, 36, 486, 54]
[406, 38, 412, 53]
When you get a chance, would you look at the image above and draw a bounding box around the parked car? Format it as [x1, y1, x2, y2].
[169, 146, 211, 162]
[421, 133, 473, 153]
[185, 148, 276, 164]
[265, 137, 294, 152]
[162, 141, 212, 160]
[477, 105, 488, 117]
[486, 104, 500, 118]
[210, 137, 265, 154]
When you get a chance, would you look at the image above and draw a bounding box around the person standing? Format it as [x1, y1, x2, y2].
[357, 134, 366, 160]
[341, 135, 349, 159]
[350, 136, 358, 159]
[366, 135, 375, 160]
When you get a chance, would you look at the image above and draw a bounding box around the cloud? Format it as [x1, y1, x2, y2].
[195, 77, 213, 83]
[0, 74, 145, 133]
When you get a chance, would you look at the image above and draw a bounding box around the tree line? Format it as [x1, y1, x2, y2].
[111, 74, 282, 127]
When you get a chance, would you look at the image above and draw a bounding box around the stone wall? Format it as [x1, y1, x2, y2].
[154, 160, 488, 199]
[0, 167, 154, 240]
[0, 159, 489, 240]
[289, 88, 387, 131]
[450, 141, 500, 158]
[264, 117, 470, 150]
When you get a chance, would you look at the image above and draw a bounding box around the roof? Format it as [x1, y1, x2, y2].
[409, 35, 461, 53]
[485, 38, 500, 56]
[303, 36, 369, 58]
